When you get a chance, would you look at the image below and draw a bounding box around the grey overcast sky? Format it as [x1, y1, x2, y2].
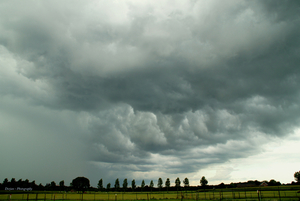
[1, 0, 300, 187]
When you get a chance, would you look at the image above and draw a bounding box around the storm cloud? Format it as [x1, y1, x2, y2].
[1, 0, 300, 186]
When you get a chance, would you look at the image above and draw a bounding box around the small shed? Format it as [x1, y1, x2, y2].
[260, 182, 268, 187]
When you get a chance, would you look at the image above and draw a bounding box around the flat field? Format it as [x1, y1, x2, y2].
[1, 186, 299, 201]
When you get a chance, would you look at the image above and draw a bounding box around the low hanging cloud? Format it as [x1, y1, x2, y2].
[1, 0, 300, 185]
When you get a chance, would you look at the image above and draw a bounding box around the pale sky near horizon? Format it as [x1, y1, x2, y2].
[1, 0, 300, 187]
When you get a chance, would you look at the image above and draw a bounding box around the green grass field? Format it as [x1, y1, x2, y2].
[1, 186, 299, 201]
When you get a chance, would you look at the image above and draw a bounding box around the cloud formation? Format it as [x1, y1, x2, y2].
[1, 0, 300, 186]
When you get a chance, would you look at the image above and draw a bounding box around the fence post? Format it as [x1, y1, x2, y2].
[27, 193, 29, 201]
[278, 187, 281, 201]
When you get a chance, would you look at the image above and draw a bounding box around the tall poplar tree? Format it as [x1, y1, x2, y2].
[157, 178, 163, 190]
[165, 178, 170, 192]
[123, 178, 128, 192]
[183, 178, 189, 192]
[131, 179, 136, 191]
[98, 179, 103, 191]
[150, 180, 154, 192]
[141, 180, 145, 192]
[107, 183, 111, 192]
[114, 178, 120, 191]
[175, 178, 181, 192]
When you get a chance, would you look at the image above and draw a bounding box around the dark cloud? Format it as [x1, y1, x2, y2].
[1, 0, 300, 186]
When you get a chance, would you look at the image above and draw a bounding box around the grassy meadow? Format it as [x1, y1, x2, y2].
[1, 186, 300, 201]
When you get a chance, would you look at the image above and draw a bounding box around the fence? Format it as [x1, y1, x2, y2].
[1, 188, 299, 201]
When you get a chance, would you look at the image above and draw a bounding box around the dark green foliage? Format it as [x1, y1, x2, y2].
[165, 178, 170, 192]
[107, 183, 111, 191]
[131, 179, 136, 191]
[150, 180, 154, 192]
[59, 180, 65, 191]
[3, 178, 8, 185]
[175, 177, 181, 189]
[123, 178, 128, 191]
[98, 179, 103, 190]
[268, 179, 281, 186]
[50, 181, 56, 190]
[10, 178, 16, 185]
[70, 177, 90, 192]
[157, 178, 163, 190]
[141, 180, 145, 191]
[183, 177, 189, 192]
[114, 178, 120, 191]
[218, 182, 225, 188]
[200, 176, 208, 187]
[183, 178, 189, 187]
[229, 182, 236, 188]
[294, 171, 300, 182]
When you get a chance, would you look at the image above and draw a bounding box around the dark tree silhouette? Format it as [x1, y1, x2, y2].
[70, 177, 90, 192]
[3, 178, 8, 187]
[123, 179, 128, 192]
[17, 179, 22, 187]
[50, 181, 56, 190]
[200, 176, 208, 187]
[114, 178, 120, 191]
[165, 178, 170, 192]
[141, 180, 145, 192]
[294, 171, 300, 183]
[183, 177, 189, 192]
[150, 180, 154, 192]
[107, 183, 111, 191]
[175, 177, 181, 189]
[11, 178, 16, 188]
[59, 180, 65, 191]
[157, 178, 163, 190]
[131, 179, 136, 191]
[24, 179, 29, 186]
[98, 179, 103, 191]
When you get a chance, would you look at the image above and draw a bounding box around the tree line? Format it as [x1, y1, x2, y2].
[96, 176, 208, 192]
[0, 176, 208, 192]
[1, 171, 299, 192]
